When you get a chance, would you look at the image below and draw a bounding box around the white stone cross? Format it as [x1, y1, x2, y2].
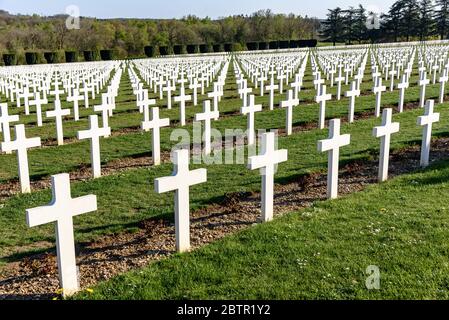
[335, 73, 345, 101]
[373, 108, 400, 182]
[46, 100, 71, 146]
[29, 92, 48, 127]
[155, 149, 207, 253]
[238, 80, 253, 107]
[373, 77, 386, 117]
[265, 76, 279, 111]
[207, 83, 221, 118]
[241, 95, 263, 145]
[77, 115, 111, 178]
[26, 173, 97, 297]
[418, 72, 430, 108]
[189, 78, 201, 106]
[439, 69, 448, 104]
[315, 85, 332, 130]
[138, 89, 156, 122]
[345, 81, 360, 123]
[94, 98, 113, 137]
[163, 80, 176, 110]
[248, 132, 288, 222]
[0, 103, 19, 153]
[397, 74, 409, 113]
[174, 85, 192, 126]
[417, 100, 440, 167]
[67, 88, 84, 121]
[280, 90, 299, 135]
[195, 100, 219, 155]
[0, 124, 41, 193]
[318, 119, 350, 199]
[142, 107, 170, 165]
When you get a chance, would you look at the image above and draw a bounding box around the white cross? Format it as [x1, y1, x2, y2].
[67, 88, 84, 121]
[46, 100, 71, 146]
[418, 72, 430, 108]
[417, 100, 440, 167]
[389, 68, 397, 91]
[0, 124, 41, 193]
[258, 74, 267, 96]
[241, 95, 262, 145]
[345, 81, 360, 123]
[26, 173, 97, 297]
[280, 90, 299, 135]
[277, 72, 286, 93]
[290, 74, 303, 100]
[138, 89, 156, 122]
[0, 103, 19, 153]
[189, 78, 201, 106]
[265, 76, 279, 111]
[397, 74, 409, 113]
[195, 100, 219, 156]
[238, 80, 253, 107]
[318, 119, 350, 199]
[315, 85, 332, 130]
[142, 107, 170, 166]
[94, 97, 113, 137]
[77, 115, 111, 178]
[174, 85, 192, 126]
[335, 73, 345, 101]
[373, 108, 400, 182]
[155, 149, 207, 253]
[50, 81, 65, 101]
[207, 83, 221, 118]
[248, 132, 288, 222]
[439, 69, 448, 104]
[373, 77, 386, 117]
[163, 80, 176, 110]
[29, 92, 48, 127]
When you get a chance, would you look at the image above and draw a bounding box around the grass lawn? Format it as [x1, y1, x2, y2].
[75, 158, 449, 300]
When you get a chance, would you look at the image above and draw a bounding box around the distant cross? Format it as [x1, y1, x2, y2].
[397, 74, 409, 113]
[189, 78, 201, 106]
[290, 74, 302, 100]
[67, 88, 84, 121]
[138, 89, 156, 122]
[248, 132, 288, 222]
[315, 84, 332, 130]
[50, 80, 65, 101]
[277, 71, 286, 93]
[163, 80, 176, 110]
[77, 115, 111, 178]
[94, 96, 113, 137]
[26, 173, 97, 297]
[417, 100, 440, 167]
[389, 68, 397, 91]
[258, 74, 267, 96]
[46, 100, 71, 146]
[241, 95, 262, 145]
[0, 124, 41, 193]
[373, 108, 400, 182]
[195, 100, 219, 155]
[155, 149, 207, 253]
[373, 77, 386, 118]
[238, 80, 253, 107]
[29, 92, 48, 127]
[174, 85, 192, 126]
[280, 90, 299, 135]
[439, 69, 448, 104]
[142, 107, 170, 166]
[265, 76, 279, 111]
[0, 103, 19, 152]
[345, 81, 360, 123]
[418, 72, 430, 108]
[335, 73, 345, 101]
[207, 83, 221, 119]
[318, 119, 350, 199]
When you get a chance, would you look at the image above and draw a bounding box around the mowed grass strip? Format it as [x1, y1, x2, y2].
[1, 97, 449, 261]
[74, 158, 449, 300]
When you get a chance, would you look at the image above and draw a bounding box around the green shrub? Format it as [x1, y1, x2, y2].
[100, 49, 114, 60]
[25, 52, 38, 65]
[3, 53, 16, 66]
[65, 51, 77, 63]
[144, 46, 155, 57]
[84, 50, 97, 61]
[44, 52, 58, 64]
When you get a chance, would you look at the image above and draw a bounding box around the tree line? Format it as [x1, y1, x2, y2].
[0, 9, 320, 64]
[321, 0, 449, 45]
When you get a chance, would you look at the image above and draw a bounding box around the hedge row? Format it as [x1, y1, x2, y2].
[144, 40, 317, 57]
[1, 50, 116, 66]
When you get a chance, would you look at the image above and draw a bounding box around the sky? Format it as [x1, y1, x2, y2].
[0, 0, 395, 19]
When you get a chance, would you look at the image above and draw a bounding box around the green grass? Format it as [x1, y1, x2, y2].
[75, 158, 449, 300]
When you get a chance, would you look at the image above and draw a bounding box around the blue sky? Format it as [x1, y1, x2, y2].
[0, 0, 395, 19]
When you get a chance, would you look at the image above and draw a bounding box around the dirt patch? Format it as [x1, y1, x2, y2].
[1, 137, 449, 300]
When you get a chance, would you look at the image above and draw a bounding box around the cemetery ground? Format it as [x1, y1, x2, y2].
[2, 50, 449, 299]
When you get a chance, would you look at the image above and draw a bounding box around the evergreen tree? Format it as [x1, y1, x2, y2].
[320, 8, 345, 46]
[343, 7, 357, 44]
[435, 0, 449, 39]
[354, 5, 368, 43]
[381, 1, 403, 42]
[400, 0, 421, 41]
[418, 0, 436, 40]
